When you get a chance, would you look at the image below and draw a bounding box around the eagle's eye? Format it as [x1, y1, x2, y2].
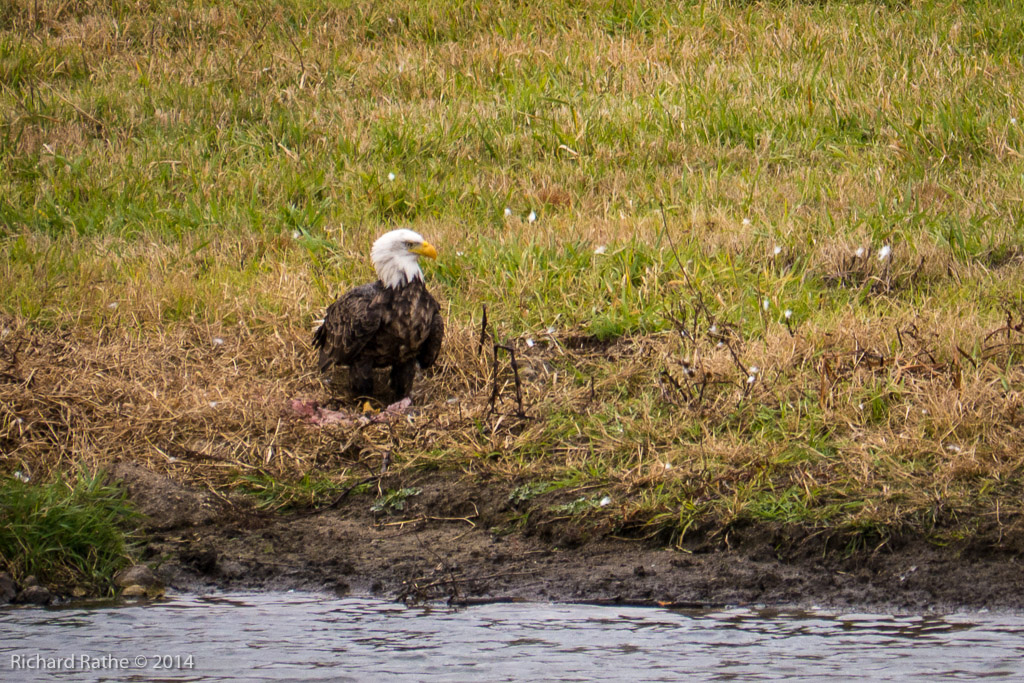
[406, 241, 414, 248]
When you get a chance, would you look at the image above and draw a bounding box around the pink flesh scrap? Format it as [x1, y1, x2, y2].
[289, 398, 412, 426]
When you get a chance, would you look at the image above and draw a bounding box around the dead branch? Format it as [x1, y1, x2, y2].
[489, 343, 526, 418]
[478, 304, 489, 356]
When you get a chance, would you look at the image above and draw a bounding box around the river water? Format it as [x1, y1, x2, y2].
[2, 592, 1023, 681]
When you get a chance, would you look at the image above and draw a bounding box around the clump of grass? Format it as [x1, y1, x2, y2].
[231, 472, 345, 511]
[0, 471, 137, 594]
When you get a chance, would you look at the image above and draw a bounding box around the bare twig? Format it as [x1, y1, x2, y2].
[478, 304, 489, 356]
[489, 343, 526, 417]
[283, 28, 306, 82]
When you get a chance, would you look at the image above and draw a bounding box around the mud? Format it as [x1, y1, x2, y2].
[111, 462, 1024, 611]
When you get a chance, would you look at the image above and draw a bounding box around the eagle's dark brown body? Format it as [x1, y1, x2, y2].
[312, 277, 444, 398]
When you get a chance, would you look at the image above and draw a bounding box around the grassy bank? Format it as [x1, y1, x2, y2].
[0, 472, 136, 594]
[2, 1, 1023, 548]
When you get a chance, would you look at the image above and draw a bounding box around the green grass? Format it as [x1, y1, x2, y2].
[232, 472, 347, 511]
[1, 0, 1023, 548]
[0, 471, 138, 594]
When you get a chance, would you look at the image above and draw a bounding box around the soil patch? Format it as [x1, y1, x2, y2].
[119, 463, 1024, 611]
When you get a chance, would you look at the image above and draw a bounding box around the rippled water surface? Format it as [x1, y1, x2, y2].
[3, 592, 1024, 681]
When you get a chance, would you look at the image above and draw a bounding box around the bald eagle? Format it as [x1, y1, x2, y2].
[313, 229, 444, 399]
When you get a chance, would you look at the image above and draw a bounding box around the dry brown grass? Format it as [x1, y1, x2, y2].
[3, 276, 1022, 542]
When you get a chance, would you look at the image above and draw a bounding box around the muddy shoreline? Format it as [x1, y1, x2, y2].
[104, 462, 1024, 612]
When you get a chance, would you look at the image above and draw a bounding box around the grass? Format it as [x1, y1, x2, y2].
[1, 0, 1023, 550]
[0, 471, 137, 594]
[232, 472, 345, 511]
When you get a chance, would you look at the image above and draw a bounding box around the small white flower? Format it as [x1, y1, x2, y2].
[546, 326, 556, 335]
[784, 309, 793, 319]
[709, 324, 718, 334]
[878, 244, 892, 261]
[209, 401, 219, 408]
[663, 462, 673, 470]
[16, 417, 23, 425]
[773, 245, 782, 256]
[594, 245, 607, 255]
[456, 251, 464, 256]
[858, 403, 865, 411]
[599, 496, 612, 507]
[747, 375, 756, 384]
[291, 230, 301, 239]
[945, 444, 962, 453]
[14, 471, 30, 483]
[762, 298, 769, 311]
[742, 218, 752, 227]
[504, 207, 512, 217]
[525, 338, 535, 348]
[387, 172, 396, 181]
[212, 337, 224, 346]
[921, 408, 929, 415]
[527, 210, 537, 223]
[1012, 117, 1018, 125]
[716, 342, 724, 348]
[749, 366, 759, 374]
[107, 302, 118, 310]
[855, 247, 865, 258]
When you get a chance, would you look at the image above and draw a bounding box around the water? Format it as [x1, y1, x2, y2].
[2, 592, 1023, 681]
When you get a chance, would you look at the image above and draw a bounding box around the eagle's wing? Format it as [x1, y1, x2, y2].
[417, 299, 445, 369]
[313, 284, 384, 373]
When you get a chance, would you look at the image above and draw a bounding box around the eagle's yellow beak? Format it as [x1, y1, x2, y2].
[411, 242, 438, 260]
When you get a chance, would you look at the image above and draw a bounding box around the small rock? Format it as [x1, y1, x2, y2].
[121, 585, 149, 599]
[0, 572, 16, 603]
[123, 583, 165, 600]
[16, 585, 53, 605]
[23, 575, 39, 588]
[114, 564, 162, 590]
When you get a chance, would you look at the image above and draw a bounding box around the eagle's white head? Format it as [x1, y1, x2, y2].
[371, 228, 438, 289]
